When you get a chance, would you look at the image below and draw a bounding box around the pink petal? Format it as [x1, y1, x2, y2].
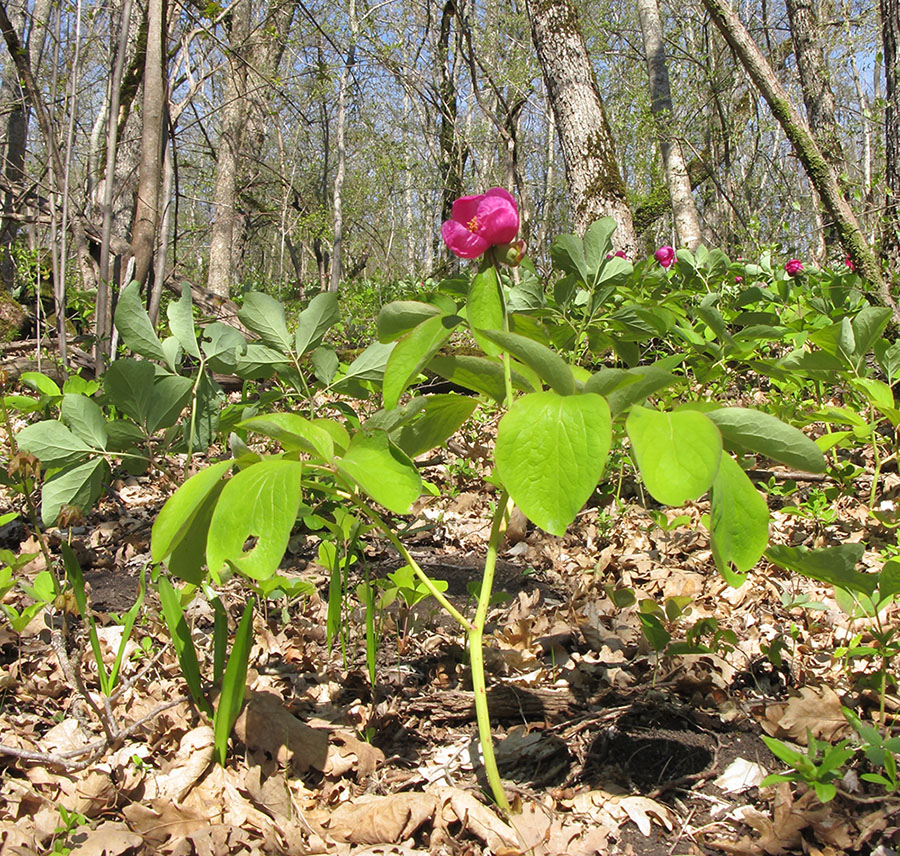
[484, 187, 517, 208]
[476, 195, 519, 245]
[441, 220, 489, 259]
[450, 194, 484, 225]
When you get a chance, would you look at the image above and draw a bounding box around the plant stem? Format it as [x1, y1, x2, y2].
[468, 489, 513, 814]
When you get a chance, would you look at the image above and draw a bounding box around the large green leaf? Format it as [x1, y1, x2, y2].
[478, 329, 575, 395]
[167, 286, 201, 358]
[428, 354, 530, 403]
[585, 366, 678, 416]
[185, 372, 224, 452]
[336, 341, 395, 385]
[17, 420, 94, 468]
[206, 458, 303, 581]
[41, 457, 109, 525]
[295, 292, 340, 355]
[466, 266, 505, 357]
[114, 281, 168, 364]
[60, 393, 107, 450]
[626, 407, 722, 506]
[706, 407, 825, 473]
[240, 412, 335, 459]
[337, 430, 421, 513]
[383, 314, 458, 409]
[238, 292, 292, 352]
[377, 301, 441, 343]
[550, 233, 589, 283]
[103, 358, 155, 427]
[147, 374, 194, 433]
[851, 305, 892, 364]
[582, 218, 617, 279]
[709, 453, 770, 586]
[394, 394, 478, 458]
[765, 543, 871, 596]
[202, 322, 246, 373]
[495, 391, 611, 536]
[152, 459, 233, 559]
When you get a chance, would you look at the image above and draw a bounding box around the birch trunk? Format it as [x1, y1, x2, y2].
[525, 0, 636, 251]
[636, 0, 702, 250]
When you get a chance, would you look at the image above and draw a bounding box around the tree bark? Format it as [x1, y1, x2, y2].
[636, 0, 702, 250]
[130, 0, 166, 289]
[525, 0, 636, 251]
[702, 0, 898, 320]
[882, 0, 900, 269]
[437, 0, 467, 226]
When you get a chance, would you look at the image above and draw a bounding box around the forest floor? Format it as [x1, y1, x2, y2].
[1, 429, 899, 856]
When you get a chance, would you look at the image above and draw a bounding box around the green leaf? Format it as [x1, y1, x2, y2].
[103, 358, 155, 427]
[467, 266, 505, 356]
[295, 292, 340, 355]
[626, 408, 722, 506]
[394, 394, 478, 458]
[428, 354, 531, 403]
[185, 372, 224, 452]
[235, 343, 290, 379]
[778, 349, 848, 377]
[207, 458, 303, 581]
[383, 314, 457, 409]
[709, 453, 769, 585]
[20, 371, 61, 398]
[550, 233, 589, 283]
[167, 286, 201, 358]
[336, 341, 395, 385]
[765, 543, 873, 596]
[114, 281, 168, 363]
[240, 412, 335, 459]
[585, 366, 679, 416]
[213, 598, 255, 766]
[17, 420, 93, 468]
[377, 301, 441, 343]
[851, 377, 895, 412]
[582, 218, 617, 278]
[478, 329, 575, 395]
[238, 292, 292, 352]
[495, 391, 611, 536]
[337, 430, 421, 514]
[60, 393, 107, 450]
[41, 458, 109, 526]
[202, 322, 246, 373]
[706, 407, 825, 473]
[147, 373, 194, 433]
[157, 577, 209, 713]
[312, 347, 339, 384]
[852, 306, 892, 363]
[152, 460, 233, 563]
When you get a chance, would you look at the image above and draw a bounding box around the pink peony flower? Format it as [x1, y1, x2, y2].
[784, 258, 804, 276]
[734, 275, 743, 283]
[655, 245, 675, 269]
[845, 255, 856, 272]
[441, 188, 519, 260]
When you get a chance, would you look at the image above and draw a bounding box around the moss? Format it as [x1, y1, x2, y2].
[0, 289, 25, 343]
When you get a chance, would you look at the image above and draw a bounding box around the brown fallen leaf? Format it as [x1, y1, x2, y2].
[325, 730, 385, 780]
[233, 690, 329, 773]
[774, 685, 847, 744]
[435, 787, 519, 852]
[327, 793, 438, 844]
[148, 725, 214, 802]
[66, 822, 143, 856]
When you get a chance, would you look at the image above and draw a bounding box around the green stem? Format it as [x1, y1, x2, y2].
[468, 490, 513, 814]
[346, 491, 473, 631]
[492, 258, 515, 408]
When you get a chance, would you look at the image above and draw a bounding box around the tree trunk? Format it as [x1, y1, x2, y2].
[0, 0, 25, 292]
[330, 0, 357, 293]
[437, 0, 467, 225]
[130, 0, 166, 289]
[206, 0, 249, 298]
[636, 0, 702, 250]
[702, 0, 898, 320]
[525, 0, 636, 251]
[882, 0, 900, 269]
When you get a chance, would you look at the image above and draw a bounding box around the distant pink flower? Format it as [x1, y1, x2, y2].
[605, 250, 628, 260]
[655, 246, 675, 269]
[785, 258, 804, 276]
[734, 275, 743, 283]
[845, 256, 856, 272]
[441, 188, 519, 260]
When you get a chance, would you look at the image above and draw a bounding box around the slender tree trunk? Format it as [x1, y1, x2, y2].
[636, 0, 702, 250]
[882, 0, 900, 269]
[0, 0, 25, 292]
[206, 0, 249, 298]
[130, 0, 165, 289]
[330, 0, 357, 293]
[437, 0, 467, 225]
[525, 0, 636, 251]
[702, 0, 897, 319]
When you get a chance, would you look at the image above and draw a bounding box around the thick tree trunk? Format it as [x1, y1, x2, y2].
[130, 0, 166, 289]
[525, 0, 636, 251]
[882, 0, 900, 269]
[702, 0, 898, 320]
[0, 0, 25, 293]
[636, 0, 702, 250]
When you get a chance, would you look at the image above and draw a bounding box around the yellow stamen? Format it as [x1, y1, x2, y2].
[466, 215, 479, 233]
